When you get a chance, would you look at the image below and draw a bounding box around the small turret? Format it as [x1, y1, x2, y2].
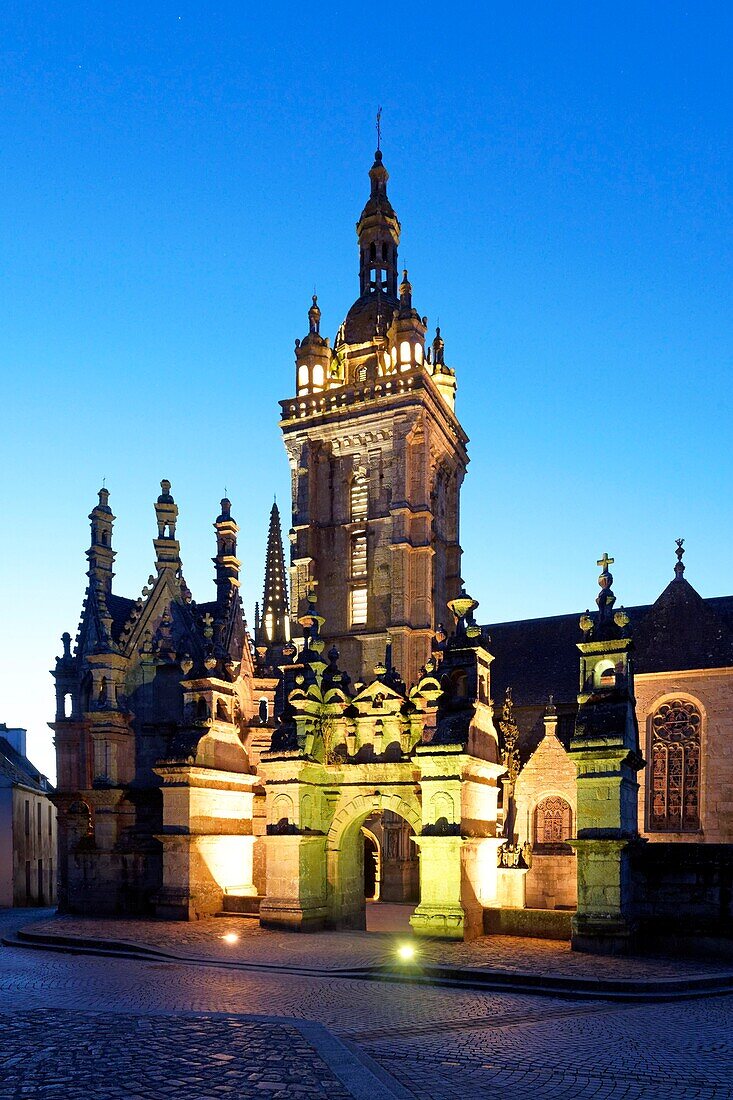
[153, 480, 181, 574]
[385, 268, 427, 374]
[213, 496, 240, 601]
[295, 294, 333, 396]
[86, 487, 115, 597]
[357, 150, 401, 299]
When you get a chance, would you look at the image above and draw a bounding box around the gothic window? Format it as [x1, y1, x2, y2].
[534, 797, 572, 846]
[649, 699, 701, 832]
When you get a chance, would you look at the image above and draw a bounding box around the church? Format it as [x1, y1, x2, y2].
[51, 146, 733, 951]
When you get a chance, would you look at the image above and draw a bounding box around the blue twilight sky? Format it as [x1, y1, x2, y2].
[1, 2, 732, 780]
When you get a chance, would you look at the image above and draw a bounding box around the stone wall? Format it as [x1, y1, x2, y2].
[513, 711, 577, 910]
[630, 841, 733, 942]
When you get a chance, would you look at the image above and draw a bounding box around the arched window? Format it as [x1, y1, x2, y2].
[649, 699, 701, 832]
[258, 697, 269, 724]
[534, 796, 572, 846]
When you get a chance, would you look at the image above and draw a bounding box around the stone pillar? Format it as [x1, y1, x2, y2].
[410, 835, 466, 939]
[154, 765, 256, 920]
[259, 834, 328, 931]
[568, 558, 644, 954]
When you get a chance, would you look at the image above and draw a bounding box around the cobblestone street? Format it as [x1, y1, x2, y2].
[1, 909, 732, 1099]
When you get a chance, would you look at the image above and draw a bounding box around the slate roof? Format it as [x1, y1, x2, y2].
[106, 594, 136, 642]
[484, 579, 733, 709]
[0, 736, 53, 793]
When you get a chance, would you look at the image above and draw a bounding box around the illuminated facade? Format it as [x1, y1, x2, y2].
[280, 149, 466, 689]
[52, 147, 733, 949]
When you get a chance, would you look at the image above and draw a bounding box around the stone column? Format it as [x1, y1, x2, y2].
[259, 834, 328, 931]
[568, 559, 644, 954]
[410, 835, 466, 939]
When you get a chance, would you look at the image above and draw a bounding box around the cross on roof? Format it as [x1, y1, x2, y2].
[597, 552, 614, 571]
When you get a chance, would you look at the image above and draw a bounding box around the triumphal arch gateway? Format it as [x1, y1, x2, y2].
[52, 145, 733, 950]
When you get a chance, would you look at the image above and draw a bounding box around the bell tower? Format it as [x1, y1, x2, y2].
[280, 147, 468, 687]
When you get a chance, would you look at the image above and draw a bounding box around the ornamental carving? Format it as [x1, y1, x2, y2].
[650, 699, 701, 832]
[534, 796, 572, 846]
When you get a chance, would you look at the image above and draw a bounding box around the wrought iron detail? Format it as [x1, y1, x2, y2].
[649, 699, 701, 832]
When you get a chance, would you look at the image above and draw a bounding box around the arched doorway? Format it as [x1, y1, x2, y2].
[327, 791, 422, 931]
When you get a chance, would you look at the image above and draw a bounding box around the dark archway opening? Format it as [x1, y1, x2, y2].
[363, 832, 378, 900]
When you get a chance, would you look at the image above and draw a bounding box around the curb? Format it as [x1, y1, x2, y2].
[5, 928, 733, 1003]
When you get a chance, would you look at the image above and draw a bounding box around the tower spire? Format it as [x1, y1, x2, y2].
[259, 500, 290, 646]
[356, 142, 401, 300]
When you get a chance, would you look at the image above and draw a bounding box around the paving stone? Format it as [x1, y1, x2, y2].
[1, 908, 732, 1099]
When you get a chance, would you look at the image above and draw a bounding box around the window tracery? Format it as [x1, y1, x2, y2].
[534, 796, 572, 846]
[649, 698, 701, 832]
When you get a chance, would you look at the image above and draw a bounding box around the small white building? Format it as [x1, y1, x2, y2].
[0, 725, 57, 907]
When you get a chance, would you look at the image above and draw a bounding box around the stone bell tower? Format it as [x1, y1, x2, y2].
[280, 146, 468, 687]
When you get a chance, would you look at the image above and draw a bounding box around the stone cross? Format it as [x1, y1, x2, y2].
[597, 552, 614, 572]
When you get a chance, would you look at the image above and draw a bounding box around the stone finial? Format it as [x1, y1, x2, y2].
[674, 537, 685, 580]
[579, 610, 593, 636]
[158, 479, 174, 504]
[399, 269, 412, 310]
[308, 294, 321, 335]
[596, 552, 616, 623]
[447, 587, 479, 627]
[433, 326, 445, 367]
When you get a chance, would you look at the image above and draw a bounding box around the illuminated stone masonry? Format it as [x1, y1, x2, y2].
[52, 148, 733, 954]
[51, 484, 277, 920]
[258, 590, 504, 940]
[280, 149, 466, 691]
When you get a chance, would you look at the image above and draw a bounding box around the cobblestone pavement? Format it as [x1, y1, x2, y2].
[25, 910, 733, 980]
[2, 909, 732, 1099]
